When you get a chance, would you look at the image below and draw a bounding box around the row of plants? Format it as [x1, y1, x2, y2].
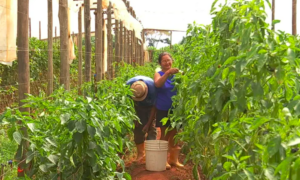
[0, 129, 18, 179]
[0, 37, 99, 87]
[0, 37, 99, 113]
[171, 0, 300, 179]
[0, 62, 157, 179]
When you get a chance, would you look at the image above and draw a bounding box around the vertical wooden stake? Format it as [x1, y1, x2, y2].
[107, 2, 112, 79]
[115, 19, 119, 75]
[55, 26, 57, 42]
[120, 21, 123, 62]
[137, 39, 140, 65]
[59, 0, 70, 90]
[48, 0, 53, 95]
[39, 21, 41, 40]
[126, 1, 130, 64]
[102, 14, 105, 78]
[17, 0, 30, 177]
[95, 0, 103, 82]
[292, 0, 297, 35]
[84, 0, 91, 82]
[130, 8, 134, 65]
[124, 24, 128, 63]
[122, 0, 127, 63]
[78, 6, 83, 94]
[29, 18, 31, 38]
[135, 14, 139, 65]
[142, 29, 145, 65]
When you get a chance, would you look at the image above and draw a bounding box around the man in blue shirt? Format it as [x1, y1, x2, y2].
[126, 76, 157, 162]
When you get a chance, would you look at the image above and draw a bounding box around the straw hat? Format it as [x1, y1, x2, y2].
[131, 81, 148, 101]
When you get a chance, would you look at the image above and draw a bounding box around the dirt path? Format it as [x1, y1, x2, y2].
[125, 128, 206, 180]
[126, 154, 197, 180]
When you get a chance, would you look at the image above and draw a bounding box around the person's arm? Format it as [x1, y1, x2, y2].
[142, 106, 157, 133]
[154, 68, 179, 88]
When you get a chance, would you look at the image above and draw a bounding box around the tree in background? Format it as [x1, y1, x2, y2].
[145, 30, 171, 48]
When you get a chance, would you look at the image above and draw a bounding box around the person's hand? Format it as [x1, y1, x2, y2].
[142, 123, 150, 133]
[167, 68, 179, 75]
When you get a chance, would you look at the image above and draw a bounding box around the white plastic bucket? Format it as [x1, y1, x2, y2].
[145, 140, 168, 171]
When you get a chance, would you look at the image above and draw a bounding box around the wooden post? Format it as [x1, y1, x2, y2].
[59, 0, 70, 90]
[142, 29, 145, 65]
[137, 39, 140, 66]
[95, 0, 103, 82]
[127, 30, 130, 64]
[272, 0, 275, 30]
[124, 23, 128, 63]
[132, 11, 137, 65]
[29, 18, 31, 38]
[292, 0, 297, 35]
[55, 26, 57, 40]
[84, 0, 91, 82]
[126, 2, 131, 64]
[120, 20, 123, 62]
[78, 6, 83, 94]
[102, 13, 105, 78]
[140, 40, 143, 65]
[130, 8, 134, 65]
[122, 0, 127, 63]
[39, 21, 41, 40]
[115, 19, 119, 74]
[48, 0, 53, 95]
[107, 2, 112, 79]
[17, 0, 30, 177]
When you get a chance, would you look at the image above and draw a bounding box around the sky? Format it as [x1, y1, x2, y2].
[28, 0, 299, 48]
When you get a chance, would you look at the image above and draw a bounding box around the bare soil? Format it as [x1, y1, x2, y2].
[124, 128, 206, 180]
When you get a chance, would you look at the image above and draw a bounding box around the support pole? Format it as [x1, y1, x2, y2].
[130, 8, 134, 65]
[115, 19, 119, 75]
[48, 0, 53, 95]
[132, 11, 137, 65]
[17, 0, 30, 177]
[95, 0, 103, 81]
[107, 2, 112, 79]
[272, 0, 275, 30]
[120, 20, 123, 62]
[59, 0, 70, 90]
[84, 0, 91, 82]
[102, 13, 105, 78]
[78, 6, 83, 94]
[29, 18, 31, 38]
[126, 2, 131, 64]
[141, 29, 145, 65]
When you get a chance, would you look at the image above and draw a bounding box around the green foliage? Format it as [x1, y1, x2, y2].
[0, 63, 156, 179]
[171, 0, 300, 179]
[0, 128, 18, 179]
[0, 38, 80, 90]
[147, 44, 184, 65]
[116, 61, 158, 80]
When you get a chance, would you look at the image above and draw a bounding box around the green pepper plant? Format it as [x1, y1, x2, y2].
[171, 0, 300, 179]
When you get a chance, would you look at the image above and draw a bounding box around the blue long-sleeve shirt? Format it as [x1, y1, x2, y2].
[126, 76, 156, 107]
